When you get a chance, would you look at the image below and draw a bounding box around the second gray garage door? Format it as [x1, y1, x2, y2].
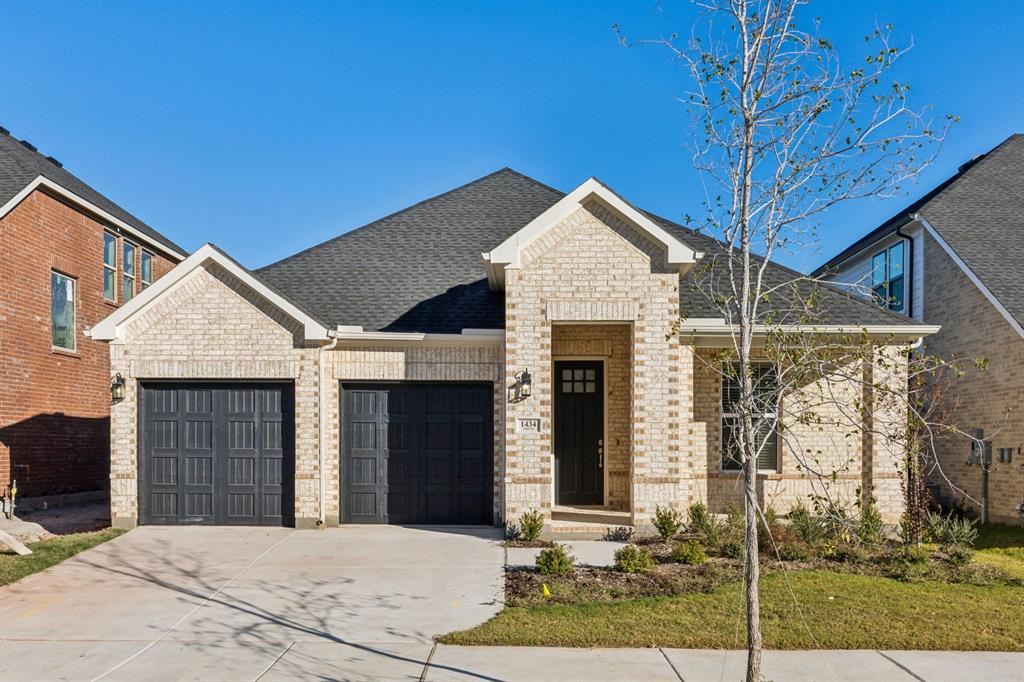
[341, 383, 494, 525]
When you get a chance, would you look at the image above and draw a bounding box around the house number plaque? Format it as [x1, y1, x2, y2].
[516, 418, 541, 433]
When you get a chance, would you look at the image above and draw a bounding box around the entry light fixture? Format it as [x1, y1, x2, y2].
[110, 373, 126, 404]
[516, 368, 532, 398]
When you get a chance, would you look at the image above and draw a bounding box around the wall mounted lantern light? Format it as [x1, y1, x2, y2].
[110, 373, 126, 404]
[508, 368, 532, 403]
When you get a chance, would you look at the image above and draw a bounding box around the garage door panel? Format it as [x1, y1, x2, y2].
[342, 383, 493, 525]
[140, 383, 294, 526]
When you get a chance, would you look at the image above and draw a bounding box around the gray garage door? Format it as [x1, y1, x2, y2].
[342, 383, 493, 525]
[139, 382, 294, 526]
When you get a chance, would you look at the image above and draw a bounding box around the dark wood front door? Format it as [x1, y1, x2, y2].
[554, 361, 604, 505]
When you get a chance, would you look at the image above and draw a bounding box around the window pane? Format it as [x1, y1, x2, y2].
[585, 381, 595, 393]
[51, 272, 75, 350]
[755, 419, 779, 470]
[573, 369, 583, 380]
[585, 369, 595, 380]
[103, 268, 115, 300]
[888, 242, 904, 280]
[123, 275, 134, 302]
[562, 382, 572, 393]
[123, 243, 135, 276]
[888, 276, 904, 312]
[562, 369, 572, 380]
[103, 232, 117, 266]
[871, 252, 887, 287]
[141, 252, 152, 287]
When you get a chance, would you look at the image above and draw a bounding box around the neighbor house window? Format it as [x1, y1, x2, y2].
[721, 364, 779, 471]
[51, 271, 76, 350]
[871, 241, 905, 312]
[103, 231, 117, 301]
[123, 241, 136, 303]
[141, 250, 153, 289]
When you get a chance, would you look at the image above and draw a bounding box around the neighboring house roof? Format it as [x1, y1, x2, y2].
[0, 126, 187, 259]
[815, 133, 1024, 329]
[259, 168, 924, 333]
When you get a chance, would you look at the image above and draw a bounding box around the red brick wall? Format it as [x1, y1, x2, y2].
[0, 188, 178, 497]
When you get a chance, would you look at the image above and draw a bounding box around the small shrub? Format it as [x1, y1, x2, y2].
[857, 500, 886, 546]
[614, 544, 655, 573]
[504, 524, 521, 541]
[926, 511, 979, 547]
[825, 542, 865, 563]
[776, 542, 813, 562]
[945, 545, 974, 567]
[893, 544, 930, 565]
[788, 503, 825, 545]
[688, 502, 727, 548]
[719, 538, 745, 559]
[672, 540, 708, 565]
[652, 505, 685, 542]
[519, 510, 545, 542]
[536, 543, 575, 575]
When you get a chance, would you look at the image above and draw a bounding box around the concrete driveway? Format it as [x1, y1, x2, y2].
[0, 525, 504, 681]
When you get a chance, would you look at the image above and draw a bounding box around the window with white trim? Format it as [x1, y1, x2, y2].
[871, 241, 905, 312]
[103, 231, 117, 301]
[51, 271, 76, 350]
[140, 250, 153, 289]
[721, 364, 779, 471]
[122, 241, 136, 303]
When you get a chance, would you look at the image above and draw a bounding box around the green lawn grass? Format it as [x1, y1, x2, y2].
[441, 570, 1024, 650]
[0, 529, 125, 587]
[975, 524, 1024, 579]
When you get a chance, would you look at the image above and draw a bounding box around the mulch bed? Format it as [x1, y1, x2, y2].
[502, 539, 553, 548]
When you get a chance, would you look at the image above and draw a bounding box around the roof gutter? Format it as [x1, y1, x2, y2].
[677, 318, 941, 346]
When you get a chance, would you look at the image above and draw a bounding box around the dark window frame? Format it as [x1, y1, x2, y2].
[721, 363, 780, 472]
[871, 241, 906, 313]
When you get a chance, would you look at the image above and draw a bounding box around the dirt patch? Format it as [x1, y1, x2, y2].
[503, 539, 553, 548]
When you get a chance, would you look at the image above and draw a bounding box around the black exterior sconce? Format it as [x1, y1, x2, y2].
[509, 368, 532, 403]
[110, 373, 126, 404]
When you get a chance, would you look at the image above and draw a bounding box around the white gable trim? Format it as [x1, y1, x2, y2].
[0, 175, 187, 261]
[677, 317, 941, 346]
[482, 177, 703, 289]
[87, 243, 330, 342]
[916, 215, 1024, 340]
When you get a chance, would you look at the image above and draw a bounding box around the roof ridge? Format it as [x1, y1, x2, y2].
[257, 167, 558, 271]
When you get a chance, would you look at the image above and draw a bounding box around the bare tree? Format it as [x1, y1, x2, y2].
[619, 1, 955, 678]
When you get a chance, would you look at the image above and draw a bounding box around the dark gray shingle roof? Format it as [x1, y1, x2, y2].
[0, 127, 186, 257]
[258, 168, 926, 333]
[916, 134, 1023, 326]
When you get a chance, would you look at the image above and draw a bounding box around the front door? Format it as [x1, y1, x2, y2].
[554, 361, 604, 505]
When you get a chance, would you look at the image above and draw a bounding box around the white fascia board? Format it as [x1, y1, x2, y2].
[916, 215, 1024, 340]
[677, 318, 941, 346]
[0, 175, 187, 261]
[330, 328, 504, 346]
[483, 177, 702, 288]
[88, 243, 330, 342]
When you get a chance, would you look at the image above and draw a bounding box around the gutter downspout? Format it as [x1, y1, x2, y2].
[895, 220, 915, 319]
[318, 333, 341, 527]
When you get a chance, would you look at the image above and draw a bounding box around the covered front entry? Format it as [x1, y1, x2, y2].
[341, 382, 494, 524]
[138, 382, 295, 526]
[554, 360, 604, 505]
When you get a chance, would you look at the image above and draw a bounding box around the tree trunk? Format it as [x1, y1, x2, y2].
[744, 447, 762, 681]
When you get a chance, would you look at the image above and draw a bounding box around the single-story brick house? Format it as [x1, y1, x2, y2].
[88, 169, 937, 533]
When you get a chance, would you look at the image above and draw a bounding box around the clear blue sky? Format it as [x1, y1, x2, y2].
[3, 0, 1022, 271]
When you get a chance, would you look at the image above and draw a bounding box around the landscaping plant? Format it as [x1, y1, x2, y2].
[536, 543, 575, 575]
[652, 505, 685, 543]
[687, 502, 726, 548]
[614, 544, 655, 573]
[927, 512, 979, 548]
[672, 541, 708, 565]
[519, 509, 545, 543]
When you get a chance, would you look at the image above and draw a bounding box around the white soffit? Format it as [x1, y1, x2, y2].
[87, 243, 330, 342]
[677, 318, 941, 346]
[482, 177, 703, 289]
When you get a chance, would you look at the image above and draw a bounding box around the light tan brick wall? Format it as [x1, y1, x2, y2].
[109, 263, 322, 527]
[691, 347, 905, 521]
[922, 233, 1024, 524]
[503, 200, 685, 525]
[323, 345, 504, 524]
[551, 324, 632, 510]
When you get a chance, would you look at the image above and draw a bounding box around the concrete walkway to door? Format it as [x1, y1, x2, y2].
[0, 524, 504, 681]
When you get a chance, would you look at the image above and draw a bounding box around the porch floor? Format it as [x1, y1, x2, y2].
[545, 506, 634, 541]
